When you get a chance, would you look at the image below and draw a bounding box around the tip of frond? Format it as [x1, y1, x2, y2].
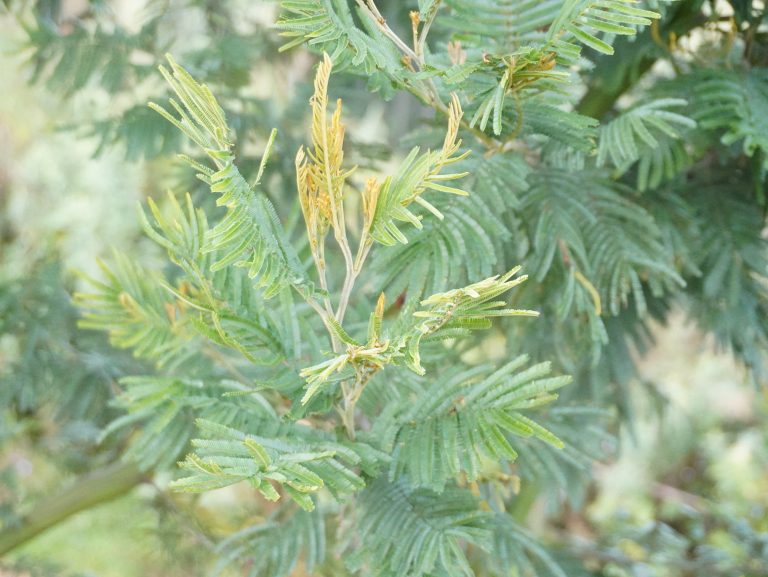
[448, 92, 463, 118]
[501, 265, 523, 281]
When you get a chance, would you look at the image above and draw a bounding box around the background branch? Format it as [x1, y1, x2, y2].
[0, 460, 146, 556]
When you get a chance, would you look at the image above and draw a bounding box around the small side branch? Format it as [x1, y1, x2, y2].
[355, 0, 420, 67]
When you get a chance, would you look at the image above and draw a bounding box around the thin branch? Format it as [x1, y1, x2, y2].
[355, 0, 420, 67]
[335, 235, 373, 325]
[340, 365, 381, 439]
[415, 1, 442, 63]
[316, 239, 337, 321]
[302, 289, 341, 351]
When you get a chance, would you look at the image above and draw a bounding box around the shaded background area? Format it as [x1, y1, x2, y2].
[0, 1, 766, 576]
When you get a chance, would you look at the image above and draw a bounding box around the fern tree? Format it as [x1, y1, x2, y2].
[2, 1, 768, 576]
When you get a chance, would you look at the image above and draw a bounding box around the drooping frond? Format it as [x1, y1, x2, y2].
[20, 14, 160, 96]
[213, 507, 326, 577]
[348, 477, 491, 577]
[516, 100, 599, 151]
[0, 260, 134, 424]
[276, 0, 404, 75]
[546, 0, 660, 56]
[520, 170, 683, 319]
[440, 0, 563, 52]
[86, 103, 183, 161]
[383, 355, 570, 492]
[373, 153, 528, 299]
[596, 98, 695, 171]
[633, 136, 693, 193]
[677, 183, 768, 377]
[694, 68, 768, 174]
[149, 55, 314, 298]
[485, 513, 569, 577]
[100, 376, 276, 470]
[511, 405, 614, 501]
[373, 194, 507, 299]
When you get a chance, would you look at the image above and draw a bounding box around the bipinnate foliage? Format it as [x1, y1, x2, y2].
[77, 54, 571, 576]
[277, 0, 660, 135]
[19, 0, 766, 575]
[15, 0, 767, 387]
[274, 0, 768, 392]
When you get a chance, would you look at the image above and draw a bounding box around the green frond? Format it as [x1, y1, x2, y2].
[141, 191, 287, 365]
[597, 98, 695, 172]
[373, 194, 508, 299]
[75, 253, 199, 369]
[516, 100, 599, 152]
[384, 356, 570, 492]
[348, 478, 491, 577]
[546, 0, 660, 56]
[441, 0, 657, 59]
[101, 376, 276, 470]
[373, 153, 527, 299]
[695, 68, 768, 174]
[634, 136, 693, 192]
[20, 14, 160, 96]
[370, 95, 470, 246]
[511, 405, 614, 502]
[0, 260, 134, 424]
[213, 507, 326, 577]
[85, 103, 183, 161]
[172, 418, 386, 508]
[521, 170, 683, 319]
[441, 0, 563, 51]
[679, 184, 768, 377]
[276, 0, 403, 74]
[149, 55, 314, 299]
[485, 513, 569, 577]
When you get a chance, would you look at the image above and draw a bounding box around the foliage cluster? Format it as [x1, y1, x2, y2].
[1, 1, 767, 576]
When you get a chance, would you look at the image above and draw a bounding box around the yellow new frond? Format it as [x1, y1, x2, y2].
[296, 147, 330, 251]
[330, 98, 346, 175]
[362, 177, 382, 233]
[296, 146, 312, 225]
[310, 53, 332, 166]
[311, 53, 331, 120]
[441, 93, 463, 161]
[305, 53, 350, 240]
